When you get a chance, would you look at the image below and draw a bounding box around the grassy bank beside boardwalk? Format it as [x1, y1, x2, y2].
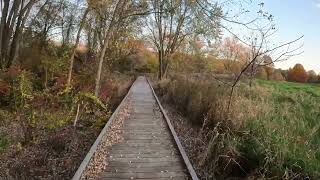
[155, 75, 320, 179]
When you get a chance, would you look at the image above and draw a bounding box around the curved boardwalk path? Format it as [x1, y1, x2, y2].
[74, 76, 198, 180]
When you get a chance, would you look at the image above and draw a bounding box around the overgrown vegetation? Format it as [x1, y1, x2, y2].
[0, 39, 133, 179]
[0, 0, 318, 179]
[155, 75, 320, 179]
[0, 65, 133, 178]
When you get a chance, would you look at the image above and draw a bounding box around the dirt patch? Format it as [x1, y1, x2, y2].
[0, 81, 133, 180]
[81, 94, 131, 179]
[3, 126, 98, 180]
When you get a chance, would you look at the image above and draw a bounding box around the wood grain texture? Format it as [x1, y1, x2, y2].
[74, 76, 197, 180]
[100, 76, 192, 180]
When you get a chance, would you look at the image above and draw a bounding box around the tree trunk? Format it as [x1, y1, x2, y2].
[0, 0, 9, 40]
[66, 8, 89, 87]
[0, 0, 10, 68]
[158, 51, 163, 80]
[94, 0, 124, 97]
[7, 0, 34, 68]
[94, 37, 109, 97]
[1, 0, 36, 68]
[64, 15, 74, 46]
[8, 25, 21, 68]
[163, 59, 169, 78]
[45, 67, 48, 89]
[73, 103, 81, 127]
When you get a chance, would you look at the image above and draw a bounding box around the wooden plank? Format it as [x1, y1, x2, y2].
[122, 131, 169, 135]
[121, 139, 173, 143]
[133, 107, 154, 110]
[108, 157, 181, 162]
[108, 153, 179, 158]
[108, 144, 175, 149]
[97, 178, 189, 180]
[122, 135, 172, 139]
[124, 125, 167, 129]
[121, 126, 167, 129]
[146, 78, 199, 180]
[99, 172, 188, 179]
[98, 178, 189, 180]
[107, 153, 180, 159]
[75, 76, 193, 180]
[108, 149, 178, 155]
[125, 123, 166, 127]
[121, 141, 172, 145]
[71, 78, 136, 180]
[130, 113, 157, 116]
[127, 119, 158, 122]
[109, 148, 177, 153]
[105, 162, 184, 168]
[122, 134, 172, 138]
[121, 132, 168, 136]
[126, 119, 163, 123]
[103, 166, 186, 173]
[103, 77, 191, 179]
[133, 101, 154, 104]
[120, 130, 168, 133]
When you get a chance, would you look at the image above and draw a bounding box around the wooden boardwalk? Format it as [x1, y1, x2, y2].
[73, 76, 198, 180]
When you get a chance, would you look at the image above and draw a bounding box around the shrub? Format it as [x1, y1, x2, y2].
[73, 92, 111, 128]
[155, 75, 320, 179]
[10, 70, 37, 144]
[0, 78, 11, 105]
[0, 134, 9, 152]
[287, 64, 308, 83]
[156, 75, 235, 126]
[308, 70, 318, 83]
[255, 67, 268, 80]
[270, 70, 285, 81]
[99, 80, 113, 103]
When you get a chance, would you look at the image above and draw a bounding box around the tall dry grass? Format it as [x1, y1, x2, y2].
[155, 74, 320, 179]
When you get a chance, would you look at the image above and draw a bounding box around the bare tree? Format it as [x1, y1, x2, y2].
[66, 6, 89, 87]
[146, 0, 222, 80]
[226, 31, 303, 111]
[0, 0, 39, 69]
[60, 0, 79, 47]
[94, 0, 127, 96]
[146, 0, 190, 80]
[93, 0, 146, 96]
[29, 0, 64, 50]
[194, 1, 304, 112]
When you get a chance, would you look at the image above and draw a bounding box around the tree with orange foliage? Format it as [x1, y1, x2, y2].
[287, 64, 309, 83]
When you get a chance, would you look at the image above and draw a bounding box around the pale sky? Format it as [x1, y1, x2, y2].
[220, 0, 320, 73]
[263, 0, 320, 73]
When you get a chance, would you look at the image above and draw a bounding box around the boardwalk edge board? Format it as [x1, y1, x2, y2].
[146, 77, 199, 180]
[71, 78, 136, 180]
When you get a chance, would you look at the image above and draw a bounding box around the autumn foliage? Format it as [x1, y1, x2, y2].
[287, 64, 309, 83]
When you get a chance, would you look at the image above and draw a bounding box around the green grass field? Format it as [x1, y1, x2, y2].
[257, 80, 320, 97]
[157, 76, 320, 178]
[246, 80, 320, 177]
